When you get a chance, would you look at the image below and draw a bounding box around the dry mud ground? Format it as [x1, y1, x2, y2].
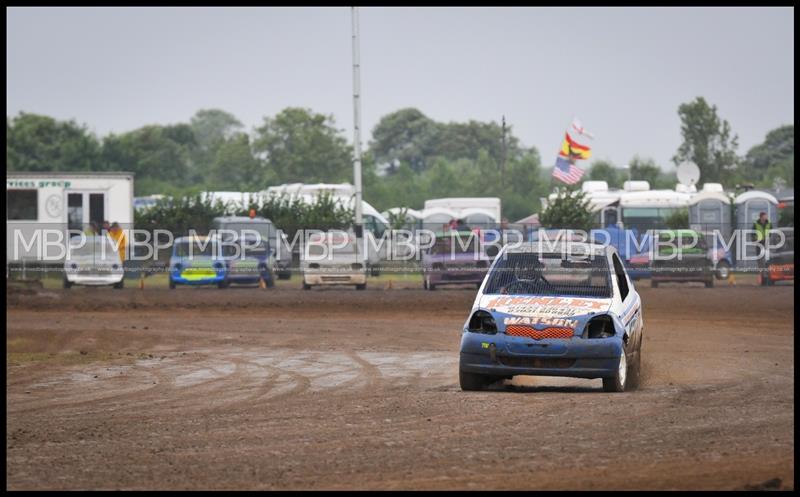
[6, 281, 795, 490]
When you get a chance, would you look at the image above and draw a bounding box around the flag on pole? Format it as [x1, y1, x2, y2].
[559, 132, 592, 160]
[551, 118, 592, 185]
[552, 156, 585, 184]
[570, 118, 595, 139]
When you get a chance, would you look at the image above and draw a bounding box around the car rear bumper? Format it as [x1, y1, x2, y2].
[65, 273, 124, 285]
[303, 271, 367, 285]
[427, 270, 487, 285]
[459, 331, 624, 379]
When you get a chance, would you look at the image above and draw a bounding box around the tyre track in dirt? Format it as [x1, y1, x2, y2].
[6, 284, 794, 490]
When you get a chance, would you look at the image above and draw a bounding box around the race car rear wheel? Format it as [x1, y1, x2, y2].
[169, 278, 176, 290]
[63, 276, 72, 289]
[627, 344, 642, 391]
[459, 369, 499, 391]
[602, 348, 628, 393]
[355, 283, 366, 290]
[715, 261, 731, 280]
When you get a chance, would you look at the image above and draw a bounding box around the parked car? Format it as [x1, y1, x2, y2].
[422, 230, 490, 290]
[211, 216, 291, 280]
[63, 235, 125, 289]
[169, 235, 227, 289]
[650, 229, 715, 288]
[301, 231, 367, 290]
[459, 241, 643, 392]
[764, 228, 794, 286]
[220, 232, 276, 288]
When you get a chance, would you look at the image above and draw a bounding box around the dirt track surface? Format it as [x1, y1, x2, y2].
[6, 283, 795, 490]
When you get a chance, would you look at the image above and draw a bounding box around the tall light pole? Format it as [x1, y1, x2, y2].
[351, 7, 363, 230]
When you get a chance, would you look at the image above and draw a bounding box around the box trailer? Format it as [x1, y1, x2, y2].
[7, 172, 134, 264]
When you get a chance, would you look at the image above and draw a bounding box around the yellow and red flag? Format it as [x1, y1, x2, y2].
[559, 132, 592, 161]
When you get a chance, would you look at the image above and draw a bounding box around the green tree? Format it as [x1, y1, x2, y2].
[7, 112, 103, 172]
[190, 109, 243, 151]
[369, 108, 439, 173]
[253, 107, 352, 184]
[102, 124, 197, 194]
[435, 120, 523, 165]
[208, 133, 266, 190]
[588, 159, 621, 188]
[741, 125, 794, 188]
[629, 156, 663, 187]
[673, 97, 740, 183]
[539, 188, 593, 231]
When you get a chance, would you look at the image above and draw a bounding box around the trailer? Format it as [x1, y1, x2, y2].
[7, 172, 134, 264]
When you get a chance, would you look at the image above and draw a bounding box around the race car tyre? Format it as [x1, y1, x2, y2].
[169, 278, 176, 290]
[428, 283, 436, 291]
[423, 279, 428, 290]
[63, 277, 72, 289]
[651, 280, 659, 288]
[705, 278, 714, 288]
[459, 369, 499, 391]
[113, 279, 124, 290]
[626, 345, 642, 391]
[302, 282, 311, 290]
[218, 280, 229, 289]
[715, 261, 731, 280]
[356, 283, 367, 290]
[602, 348, 628, 393]
[278, 270, 291, 280]
[265, 269, 276, 288]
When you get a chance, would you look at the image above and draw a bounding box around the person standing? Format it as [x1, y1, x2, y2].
[108, 222, 127, 263]
[753, 212, 772, 286]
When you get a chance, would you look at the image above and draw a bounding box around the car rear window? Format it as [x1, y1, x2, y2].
[483, 252, 612, 298]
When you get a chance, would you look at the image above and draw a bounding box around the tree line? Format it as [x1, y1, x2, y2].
[7, 97, 793, 223]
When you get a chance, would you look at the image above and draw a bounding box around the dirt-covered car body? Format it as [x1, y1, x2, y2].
[459, 242, 644, 392]
[63, 235, 125, 288]
[219, 232, 276, 287]
[301, 231, 367, 290]
[422, 230, 491, 290]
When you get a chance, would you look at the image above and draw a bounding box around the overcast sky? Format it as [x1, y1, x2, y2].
[6, 7, 794, 172]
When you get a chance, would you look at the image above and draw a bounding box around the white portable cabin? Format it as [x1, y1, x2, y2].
[734, 190, 779, 228]
[421, 206, 459, 227]
[7, 172, 134, 263]
[733, 190, 779, 270]
[422, 197, 502, 227]
[688, 183, 733, 238]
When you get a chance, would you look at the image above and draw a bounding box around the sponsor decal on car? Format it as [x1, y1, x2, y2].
[503, 316, 579, 328]
[484, 296, 608, 318]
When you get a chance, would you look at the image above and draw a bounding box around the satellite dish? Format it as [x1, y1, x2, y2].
[677, 162, 701, 187]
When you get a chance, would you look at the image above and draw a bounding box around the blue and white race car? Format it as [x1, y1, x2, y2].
[459, 241, 644, 392]
[168, 235, 228, 289]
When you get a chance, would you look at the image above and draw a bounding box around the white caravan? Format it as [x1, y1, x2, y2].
[7, 172, 134, 263]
